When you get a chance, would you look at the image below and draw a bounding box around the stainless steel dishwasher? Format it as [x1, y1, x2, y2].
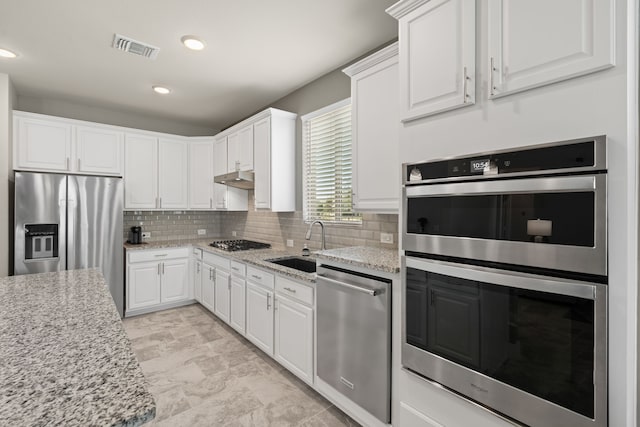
[316, 264, 391, 423]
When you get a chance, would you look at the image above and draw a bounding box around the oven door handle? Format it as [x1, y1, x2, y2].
[404, 256, 598, 300]
[405, 174, 602, 197]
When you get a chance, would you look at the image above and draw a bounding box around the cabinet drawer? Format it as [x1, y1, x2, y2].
[230, 260, 246, 276]
[128, 247, 189, 263]
[276, 276, 313, 306]
[192, 247, 203, 259]
[246, 266, 274, 289]
[203, 251, 230, 270]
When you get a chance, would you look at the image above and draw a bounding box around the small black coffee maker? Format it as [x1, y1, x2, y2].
[129, 226, 142, 244]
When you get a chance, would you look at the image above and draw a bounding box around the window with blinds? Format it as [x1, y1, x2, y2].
[302, 99, 361, 225]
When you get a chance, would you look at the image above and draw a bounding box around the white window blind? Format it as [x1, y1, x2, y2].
[302, 99, 361, 225]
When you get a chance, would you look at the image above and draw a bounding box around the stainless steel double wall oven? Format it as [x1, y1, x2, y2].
[401, 136, 607, 427]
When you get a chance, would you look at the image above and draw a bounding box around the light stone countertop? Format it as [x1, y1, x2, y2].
[125, 239, 399, 279]
[315, 246, 400, 273]
[0, 269, 156, 427]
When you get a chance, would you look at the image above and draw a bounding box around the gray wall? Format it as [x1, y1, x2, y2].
[0, 73, 15, 276]
[16, 95, 218, 136]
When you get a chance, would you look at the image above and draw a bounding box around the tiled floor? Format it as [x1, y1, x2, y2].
[122, 304, 359, 426]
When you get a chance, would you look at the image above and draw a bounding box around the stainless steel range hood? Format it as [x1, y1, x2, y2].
[214, 171, 254, 189]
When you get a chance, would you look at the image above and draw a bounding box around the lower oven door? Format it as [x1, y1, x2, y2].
[402, 256, 607, 427]
[403, 173, 607, 276]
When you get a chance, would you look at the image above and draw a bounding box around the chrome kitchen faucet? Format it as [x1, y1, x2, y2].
[305, 220, 326, 250]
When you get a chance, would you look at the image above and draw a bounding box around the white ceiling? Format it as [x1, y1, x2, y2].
[0, 0, 398, 131]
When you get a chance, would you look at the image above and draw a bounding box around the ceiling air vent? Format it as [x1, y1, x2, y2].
[112, 34, 160, 60]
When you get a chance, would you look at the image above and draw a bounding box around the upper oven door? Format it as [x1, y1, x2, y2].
[403, 174, 607, 276]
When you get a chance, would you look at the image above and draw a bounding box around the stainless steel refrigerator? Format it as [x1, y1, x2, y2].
[14, 171, 124, 316]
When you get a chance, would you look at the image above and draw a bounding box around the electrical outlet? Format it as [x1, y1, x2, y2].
[197, 229, 206, 236]
[380, 233, 393, 244]
[286, 239, 294, 247]
[232, 231, 237, 237]
[142, 232, 151, 239]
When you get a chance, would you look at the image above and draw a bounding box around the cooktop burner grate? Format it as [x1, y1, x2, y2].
[209, 239, 271, 251]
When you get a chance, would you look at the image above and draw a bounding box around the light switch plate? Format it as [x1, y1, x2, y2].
[142, 232, 151, 239]
[380, 233, 393, 244]
[286, 239, 294, 247]
[197, 229, 206, 235]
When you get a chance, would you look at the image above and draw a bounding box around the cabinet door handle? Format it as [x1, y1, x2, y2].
[66, 157, 70, 170]
[489, 57, 496, 97]
[251, 274, 261, 280]
[154, 254, 168, 257]
[267, 293, 271, 310]
[77, 158, 81, 171]
[162, 262, 165, 274]
[159, 197, 162, 207]
[156, 197, 159, 208]
[157, 263, 161, 275]
[462, 66, 469, 103]
[210, 198, 213, 209]
[197, 263, 200, 273]
[284, 287, 297, 294]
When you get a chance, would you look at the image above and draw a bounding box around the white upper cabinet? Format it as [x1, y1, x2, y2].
[75, 125, 123, 175]
[14, 114, 72, 172]
[487, 0, 615, 99]
[213, 135, 248, 211]
[253, 110, 296, 212]
[388, 0, 476, 122]
[213, 137, 228, 176]
[125, 134, 189, 210]
[189, 139, 215, 210]
[158, 137, 189, 209]
[238, 124, 254, 171]
[13, 111, 122, 175]
[343, 42, 400, 213]
[227, 131, 241, 172]
[124, 133, 158, 209]
[227, 124, 254, 172]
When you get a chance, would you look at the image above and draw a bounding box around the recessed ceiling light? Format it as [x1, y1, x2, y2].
[0, 48, 18, 58]
[152, 85, 171, 95]
[181, 35, 205, 51]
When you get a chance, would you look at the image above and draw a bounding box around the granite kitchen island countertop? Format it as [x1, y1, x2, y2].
[0, 269, 155, 426]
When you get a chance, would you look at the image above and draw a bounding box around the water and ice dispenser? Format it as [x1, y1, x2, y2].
[24, 224, 59, 260]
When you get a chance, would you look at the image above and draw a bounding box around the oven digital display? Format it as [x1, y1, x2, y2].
[470, 158, 490, 173]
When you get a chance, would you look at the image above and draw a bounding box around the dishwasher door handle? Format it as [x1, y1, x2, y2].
[317, 274, 378, 296]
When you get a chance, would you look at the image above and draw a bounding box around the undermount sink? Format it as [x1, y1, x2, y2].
[267, 257, 316, 273]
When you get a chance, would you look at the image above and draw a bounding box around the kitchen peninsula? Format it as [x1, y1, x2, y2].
[0, 269, 155, 426]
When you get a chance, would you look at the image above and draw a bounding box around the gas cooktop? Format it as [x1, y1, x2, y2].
[209, 239, 271, 251]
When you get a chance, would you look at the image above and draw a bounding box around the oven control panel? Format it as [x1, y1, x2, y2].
[406, 137, 604, 183]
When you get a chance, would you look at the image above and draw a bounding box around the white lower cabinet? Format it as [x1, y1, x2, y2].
[246, 281, 275, 355]
[274, 294, 313, 384]
[230, 276, 246, 334]
[160, 258, 189, 303]
[399, 402, 444, 427]
[201, 263, 216, 312]
[126, 247, 191, 316]
[128, 261, 161, 310]
[194, 259, 202, 302]
[214, 269, 231, 323]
